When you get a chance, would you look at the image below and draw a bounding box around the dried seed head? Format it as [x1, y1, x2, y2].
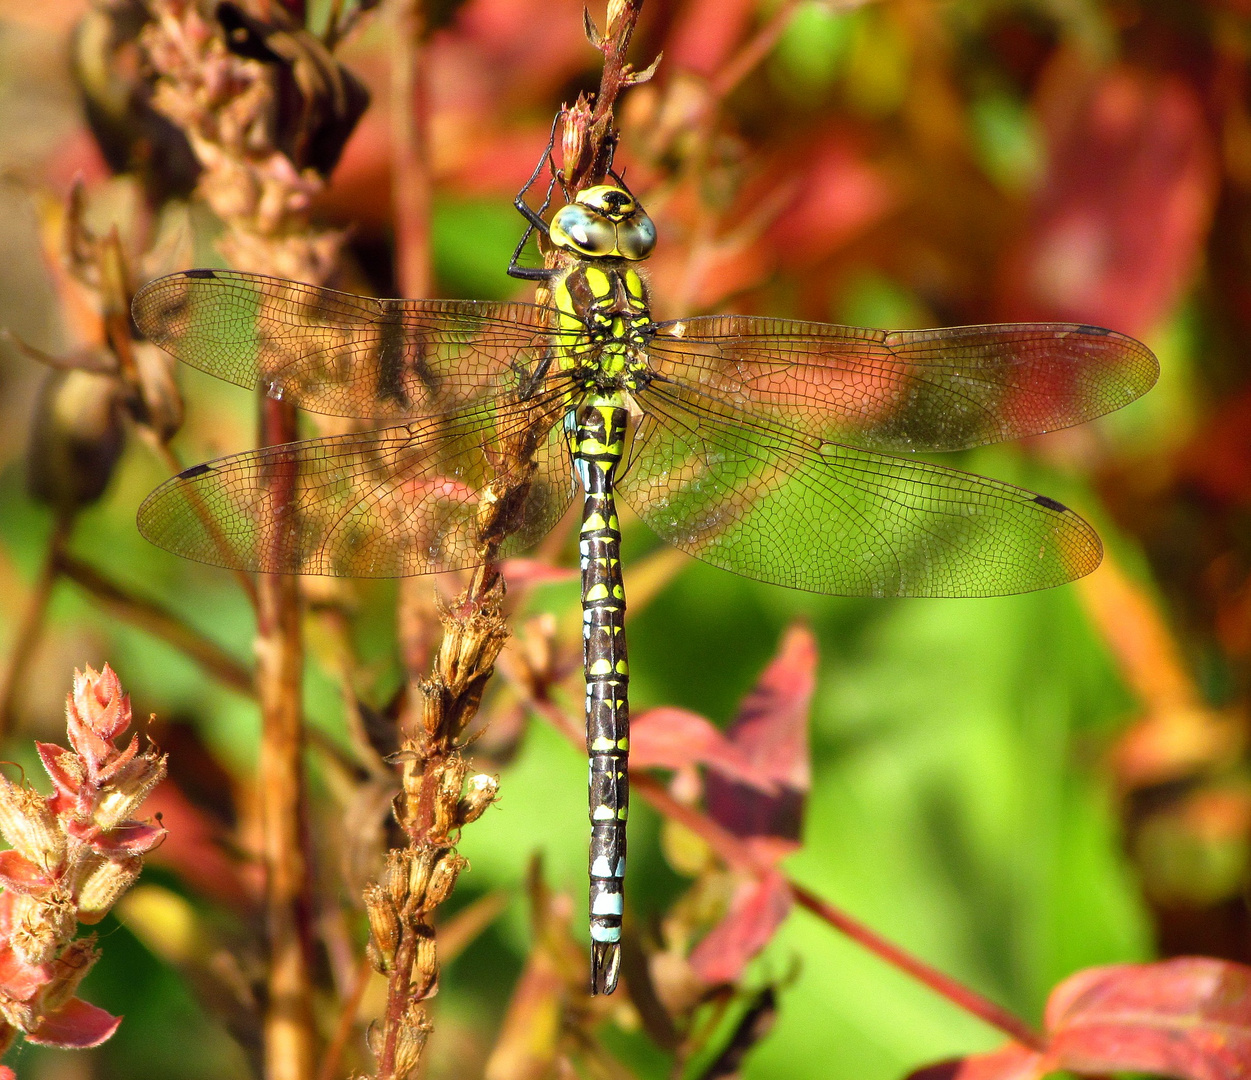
[456, 774, 499, 827]
[0, 774, 64, 869]
[74, 854, 143, 925]
[405, 849, 437, 907]
[410, 928, 438, 1000]
[364, 882, 400, 973]
[11, 888, 76, 966]
[424, 852, 466, 909]
[391, 1003, 431, 1079]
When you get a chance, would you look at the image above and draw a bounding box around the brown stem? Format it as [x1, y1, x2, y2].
[391, 0, 432, 301]
[56, 551, 255, 698]
[708, 0, 803, 101]
[0, 515, 70, 739]
[256, 395, 316, 1080]
[629, 772, 1047, 1052]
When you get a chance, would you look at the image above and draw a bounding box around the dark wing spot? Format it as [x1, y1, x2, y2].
[179, 463, 214, 479]
[1032, 494, 1068, 512]
[1075, 324, 1110, 336]
[183, 269, 218, 279]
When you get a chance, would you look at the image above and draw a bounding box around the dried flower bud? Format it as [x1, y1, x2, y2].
[410, 929, 438, 1000]
[26, 370, 126, 515]
[364, 882, 400, 973]
[404, 849, 436, 907]
[432, 758, 468, 838]
[0, 775, 64, 869]
[391, 1003, 431, 1079]
[74, 854, 142, 925]
[424, 852, 466, 909]
[456, 774, 498, 827]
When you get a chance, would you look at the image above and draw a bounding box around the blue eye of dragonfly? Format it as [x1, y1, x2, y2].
[131, 138, 1159, 1000]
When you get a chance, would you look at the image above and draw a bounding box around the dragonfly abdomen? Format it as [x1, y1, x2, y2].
[567, 396, 630, 995]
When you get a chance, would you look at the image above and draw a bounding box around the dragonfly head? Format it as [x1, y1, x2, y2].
[549, 185, 657, 262]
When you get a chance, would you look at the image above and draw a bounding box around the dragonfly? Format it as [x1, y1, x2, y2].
[132, 158, 1157, 996]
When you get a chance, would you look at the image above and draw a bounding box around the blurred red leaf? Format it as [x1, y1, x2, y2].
[688, 869, 792, 986]
[705, 624, 815, 859]
[0, 1065, 15, 1080]
[998, 54, 1217, 336]
[904, 1045, 1045, 1080]
[499, 558, 579, 590]
[909, 957, 1251, 1080]
[631, 706, 780, 791]
[1045, 957, 1251, 1079]
[146, 780, 252, 909]
[1177, 387, 1251, 508]
[665, 0, 757, 77]
[26, 996, 121, 1048]
[768, 137, 899, 268]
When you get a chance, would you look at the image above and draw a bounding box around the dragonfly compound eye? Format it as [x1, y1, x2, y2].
[551, 204, 618, 257]
[615, 211, 656, 260]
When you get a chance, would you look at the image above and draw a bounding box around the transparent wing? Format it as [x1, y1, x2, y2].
[620, 382, 1102, 597]
[132, 270, 568, 420]
[647, 316, 1158, 452]
[138, 392, 575, 576]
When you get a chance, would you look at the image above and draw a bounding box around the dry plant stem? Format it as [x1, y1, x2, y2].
[0, 515, 71, 738]
[56, 551, 254, 698]
[630, 772, 1047, 1052]
[391, 0, 432, 300]
[567, 0, 648, 189]
[257, 396, 316, 1080]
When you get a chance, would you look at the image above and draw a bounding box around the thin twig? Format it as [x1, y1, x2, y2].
[629, 772, 1047, 1052]
[56, 551, 255, 698]
[391, 0, 432, 300]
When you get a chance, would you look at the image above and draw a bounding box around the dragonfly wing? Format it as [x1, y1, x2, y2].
[133, 270, 563, 420]
[621, 383, 1101, 597]
[647, 316, 1158, 452]
[138, 394, 575, 576]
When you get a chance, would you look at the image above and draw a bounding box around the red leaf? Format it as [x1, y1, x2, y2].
[705, 624, 816, 856]
[37, 741, 81, 800]
[0, 1065, 15, 1079]
[632, 707, 780, 791]
[0, 942, 52, 1001]
[904, 1045, 1047, 1080]
[1045, 957, 1251, 1080]
[688, 870, 793, 986]
[27, 996, 121, 1048]
[998, 55, 1216, 335]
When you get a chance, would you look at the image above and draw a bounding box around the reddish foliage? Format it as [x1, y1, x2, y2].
[688, 869, 793, 985]
[998, 55, 1217, 335]
[631, 706, 781, 790]
[26, 997, 122, 1049]
[908, 957, 1251, 1080]
[705, 623, 815, 859]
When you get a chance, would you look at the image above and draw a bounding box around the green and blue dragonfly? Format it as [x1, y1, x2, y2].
[131, 167, 1157, 995]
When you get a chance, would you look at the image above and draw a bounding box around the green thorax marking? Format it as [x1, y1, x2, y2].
[552, 262, 652, 391]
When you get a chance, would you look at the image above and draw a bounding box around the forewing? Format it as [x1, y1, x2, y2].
[138, 395, 575, 576]
[647, 316, 1158, 452]
[622, 383, 1102, 597]
[132, 270, 564, 420]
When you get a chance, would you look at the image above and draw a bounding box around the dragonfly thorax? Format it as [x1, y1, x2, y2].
[553, 262, 654, 391]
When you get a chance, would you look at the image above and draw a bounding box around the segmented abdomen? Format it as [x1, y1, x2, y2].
[567, 396, 629, 996]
